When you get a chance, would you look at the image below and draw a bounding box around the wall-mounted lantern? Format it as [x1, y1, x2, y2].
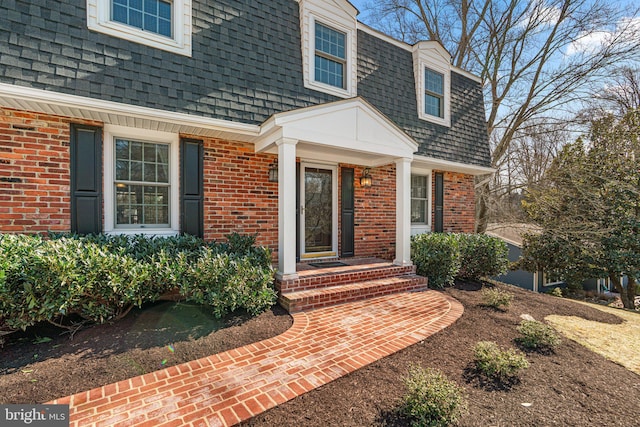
[360, 168, 372, 187]
[268, 161, 278, 182]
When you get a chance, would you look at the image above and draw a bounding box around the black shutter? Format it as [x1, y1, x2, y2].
[434, 172, 444, 232]
[70, 124, 102, 235]
[180, 138, 204, 238]
[341, 167, 355, 257]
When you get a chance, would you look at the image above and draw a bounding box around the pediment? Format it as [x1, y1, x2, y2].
[257, 97, 418, 161]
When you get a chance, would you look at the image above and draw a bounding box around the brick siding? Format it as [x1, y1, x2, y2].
[434, 170, 476, 233]
[0, 107, 477, 258]
[350, 164, 396, 260]
[195, 136, 279, 255]
[0, 107, 101, 233]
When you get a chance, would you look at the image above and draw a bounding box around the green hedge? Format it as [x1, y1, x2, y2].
[0, 233, 276, 331]
[411, 233, 509, 288]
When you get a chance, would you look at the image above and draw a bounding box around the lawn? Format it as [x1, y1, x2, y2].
[2, 282, 639, 426]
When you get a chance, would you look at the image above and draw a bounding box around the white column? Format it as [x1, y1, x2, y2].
[276, 138, 299, 279]
[394, 157, 413, 266]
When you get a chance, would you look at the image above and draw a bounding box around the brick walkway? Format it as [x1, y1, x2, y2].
[51, 290, 463, 426]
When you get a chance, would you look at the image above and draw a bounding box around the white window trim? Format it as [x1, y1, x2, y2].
[87, 0, 192, 57]
[410, 168, 432, 236]
[103, 124, 180, 236]
[300, 2, 357, 98]
[412, 44, 451, 127]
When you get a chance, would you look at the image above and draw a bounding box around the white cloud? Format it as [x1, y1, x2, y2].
[566, 16, 640, 56]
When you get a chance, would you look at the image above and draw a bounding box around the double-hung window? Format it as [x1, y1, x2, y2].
[314, 22, 346, 89]
[424, 68, 444, 118]
[87, 0, 192, 56]
[411, 175, 429, 224]
[103, 125, 180, 235]
[115, 139, 170, 228]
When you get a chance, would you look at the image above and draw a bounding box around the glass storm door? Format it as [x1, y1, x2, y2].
[301, 164, 336, 256]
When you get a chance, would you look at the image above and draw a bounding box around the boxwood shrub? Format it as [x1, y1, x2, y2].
[0, 233, 276, 332]
[411, 233, 461, 288]
[411, 233, 509, 288]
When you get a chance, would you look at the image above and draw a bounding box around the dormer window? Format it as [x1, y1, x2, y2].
[315, 22, 347, 89]
[412, 41, 451, 127]
[299, 0, 358, 98]
[424, 68, 444, 118]
[87, 0, 192, 56]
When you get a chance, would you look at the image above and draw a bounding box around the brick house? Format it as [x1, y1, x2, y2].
[0, 0, 492, 282]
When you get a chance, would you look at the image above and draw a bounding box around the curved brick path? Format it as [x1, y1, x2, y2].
[51, 290, 463, 426]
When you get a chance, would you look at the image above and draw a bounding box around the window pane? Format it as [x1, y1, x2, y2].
[411, 199, 427, 223]
[315, 22, 345, 59]
[425, 68, 444, 95]
[315, 55, 344, 88]
[411, 175, 427, 198]
[114, 139, 170, 227]
[111, 0, 172, 37]
[425, 93, 442, 118]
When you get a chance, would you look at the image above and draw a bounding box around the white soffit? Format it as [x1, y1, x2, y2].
[0, 83, 260, 141]
[257, 97, 418, 159]
[413, 154, 495, 176]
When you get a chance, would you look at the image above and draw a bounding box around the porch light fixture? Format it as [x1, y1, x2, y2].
[360, 168, 372, 187]
[268, 161, 278, 182]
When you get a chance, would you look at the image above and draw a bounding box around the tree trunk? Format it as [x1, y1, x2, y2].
[610, 274, 636, 310]
[476, 179, 490, 233]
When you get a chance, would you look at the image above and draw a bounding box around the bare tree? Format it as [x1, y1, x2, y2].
[580, 66, 640, 119]
[359, 0, 640, 231]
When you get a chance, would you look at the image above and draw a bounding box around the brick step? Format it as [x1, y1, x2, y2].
[277, 262, 416, 293]
[279, 274, 428, 313]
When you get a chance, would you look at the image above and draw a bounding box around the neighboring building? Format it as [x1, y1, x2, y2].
[0, 0, 492, 280]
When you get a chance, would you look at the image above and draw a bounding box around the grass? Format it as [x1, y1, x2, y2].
[545, 301, 640, 375]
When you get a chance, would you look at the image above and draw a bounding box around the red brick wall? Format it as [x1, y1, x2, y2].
[348, 164, 396, 260]
[196, 136, 279, 255]
[433, 170, 476, 233]
[0, 108, 101, 233]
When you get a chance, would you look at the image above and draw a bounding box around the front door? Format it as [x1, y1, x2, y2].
[300, 163, 337, 258]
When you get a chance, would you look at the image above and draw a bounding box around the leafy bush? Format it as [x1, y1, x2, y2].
[180, 249, 276, 318]
[481, 287, 513, 310]
[402, 366, 467, 427]
[0, 233, 275, 331]
[411, 233, 510, 288]
[473, 341, 529, 381]
[516, 320, 561, 351]
[411, 233, 460, 288]
[457, 234, 509, 280]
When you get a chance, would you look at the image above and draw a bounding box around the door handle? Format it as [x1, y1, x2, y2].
[301, 205, 305, 215]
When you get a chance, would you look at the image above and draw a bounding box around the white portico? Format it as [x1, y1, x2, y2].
[254, 97, 418, 279]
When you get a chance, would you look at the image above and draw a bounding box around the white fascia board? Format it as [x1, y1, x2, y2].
[413, 154, 495, 176]
[356, 23, 483, 84]
[0, 83, 260, 137]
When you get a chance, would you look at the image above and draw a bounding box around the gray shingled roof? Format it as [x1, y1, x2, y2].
[0, 0, 490, 167]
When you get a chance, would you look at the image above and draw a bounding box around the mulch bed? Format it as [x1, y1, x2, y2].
[246, 283, 640, 427]
[2, 282, 640, 426]
[0, 304, 292, 404]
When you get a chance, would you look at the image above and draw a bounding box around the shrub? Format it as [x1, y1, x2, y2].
[0, 233, 276, 331]
[548, 287, 563, 297]
[516, 320, 561, 350]
[402, 366, 467, 427]
[473, 341, 529, 381]
[481, 287, 513, 310]
[411, 233, 460, 288]
[180, 249, 276, 318]
[457, 234, 509, 280]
